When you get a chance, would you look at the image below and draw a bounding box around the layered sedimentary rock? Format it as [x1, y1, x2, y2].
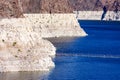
[70, 0, 120, 11]
[74, 11, 120, 20]
[40, 0, 73, 13]
[0, 18, 56, 72]
[20, 0, 86, 37]
[0, 0, 87, 72]
[24, 14, 87, 37]
[70, 0, 120, 20]
[0, 0, 23, 18]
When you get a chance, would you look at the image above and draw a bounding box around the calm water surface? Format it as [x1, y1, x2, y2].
[47, 20, 120, 80]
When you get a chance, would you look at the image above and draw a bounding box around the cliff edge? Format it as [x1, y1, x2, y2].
[0, 0, 87, 72]
[71, 0, 120, 20]
[0, 18, 56, 72]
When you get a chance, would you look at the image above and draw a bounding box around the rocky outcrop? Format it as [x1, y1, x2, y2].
[40, 0, 73, 13]
[0, 18, 56, 72]
[20, 0, 73, 13]
[0, 0, 86, 72]
[24, 14, 87, 37]
[71, 0, 120, 20]
[70, 0, 120, 11]
[74, 11, 120, 20]
[0, 0, 23, 18]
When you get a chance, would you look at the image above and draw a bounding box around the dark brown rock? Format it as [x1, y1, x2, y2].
[20, 0, 41, 13]
[20, 0, 73, 13]
[0, 0, 23, 18]
[40, 0, 73, 13]
[70, 0, 120, 11]
[0, 0, 120, 18]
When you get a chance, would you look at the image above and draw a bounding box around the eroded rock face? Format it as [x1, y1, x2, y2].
[70, 0, 120, 11]
[74, 11, 120, 20]
[0, 0, 23, 18]
[72, 0, 120, 20]
[0, 18, 56, 72]
[0, 0, 87, 72]
[24, 14, 87, 37]
[40, 0, 73, 13]
[20, 0, 73, 13]
[20, 0, 41, 13]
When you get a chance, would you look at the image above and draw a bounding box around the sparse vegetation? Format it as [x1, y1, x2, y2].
[15, 55, 18, 57]
[2, 39, 5, 42]
[13, 42, 17, 46]
[28, 50, 31, 52]
[18, 49, 21, 52]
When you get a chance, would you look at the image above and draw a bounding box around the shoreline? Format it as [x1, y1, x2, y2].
[0, 13, 86, 72]
[74, 11, 120, 21]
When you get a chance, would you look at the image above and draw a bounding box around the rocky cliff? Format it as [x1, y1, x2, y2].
[0, 0, 87, 72]
[70, 0, 120, 11]
[70, 0, 120, 20]
[74, 11, 120, 20]
[24, 14, 87, 38]
[20, 0, 73, 13]
[0, 18, 56, 72]
[0, 0, 23, 18]
[0, 0, 119, 20]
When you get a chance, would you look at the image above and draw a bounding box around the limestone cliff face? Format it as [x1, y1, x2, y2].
[0, 0, 86, 72]
[18, 0, 86, 37]
[0, 18, 56, 72]
[24, 14, 87, 37]
[74, 11, 120, 20]
[0, 0, 23, 18]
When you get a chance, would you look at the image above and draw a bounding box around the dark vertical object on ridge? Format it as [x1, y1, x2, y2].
[101, 6, 107, 20]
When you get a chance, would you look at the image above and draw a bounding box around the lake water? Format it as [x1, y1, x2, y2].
[1, 20, 120, 80]
[47, 20, 120, 80]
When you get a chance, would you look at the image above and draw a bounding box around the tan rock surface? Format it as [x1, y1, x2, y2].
[0, 18, 56, 72]
[24, 14, 87, 37]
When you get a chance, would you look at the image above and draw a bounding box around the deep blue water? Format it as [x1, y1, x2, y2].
[47, 20, 120, 80]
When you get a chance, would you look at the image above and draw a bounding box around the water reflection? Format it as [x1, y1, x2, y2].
[0, 71, 50, 80]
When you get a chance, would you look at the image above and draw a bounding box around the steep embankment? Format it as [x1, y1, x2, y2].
[24, 14, 86, 38]
[20, 0, 87, 37]
[0, 0, 55, 72]
[0, 18, 55, 72]
[74, 11, 120, 20]
[0, 0, 86, 72]
[70, 0, 120, 20]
